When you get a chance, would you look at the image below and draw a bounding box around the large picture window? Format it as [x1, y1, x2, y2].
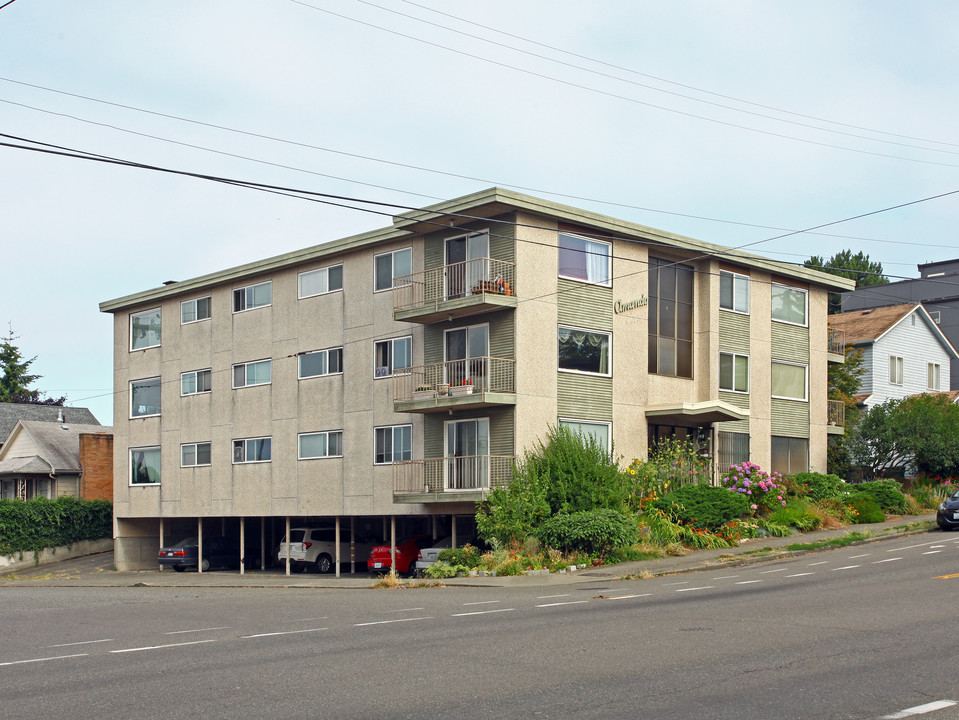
[130, 377, 161, 417]
[181, 297, 211, 324]
[233, 281, 272, 313]
[130, 308, 161, 351]
[719, 352, 749, 393]
[299, 431, 343, 459]
[558, 233, 611, 286]
[299, 348, 343, 379]
[648, 257, 694, 377]
[374, 425, 412, 464]
[558, 326, 610, 375]
[374, 248, 412, 292]
[771, 283, 807, 326]
[299, 264, 343, 298]
[233, 360, 272, 388]
[771, 361, 807, 401]
[719, 271, 749, 314]
[130, 447, 161, 485]
[233, 437, 272, 464]
[374, 337, 412, 378]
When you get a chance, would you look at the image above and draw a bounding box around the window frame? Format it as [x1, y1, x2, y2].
[298, 430, 344, 460]
[373, 247, 413, 293]
[232, 437, 272, 464]
[232, 281, 272, 313]
[298, 264, 344, 299]
[719, 270, 750, 314]
[927, 362, 940, 391]
[557, 325, 612, 377]
[232, 359, 272, 388]
[181, 368, 212, 396]
[374, 424, 412, 465]
[180, 296, 211, 325]
[298, 347, 344, 380]
[374, 336, 412, 378]
[929, 310, 941, 324]
[648, 257, 695, 378]
[130, 446, 161, 486]
[771, 360, 808, 401]
[130, 308, 162, 351]
[130, 377, 162, 418]
[557, 232, 612, 287]
[889, 355, 904, 386]
[771, 436, 809, 475]
[558, 418, 611, 454]
[180, 442, 212, 468]
[719, 352, 750, 394]
[771, 282, 808, 327]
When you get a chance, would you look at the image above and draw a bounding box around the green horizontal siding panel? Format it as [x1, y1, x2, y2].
[715, 419, 750, 434]
[771, 322, 809, 363]
[718, 390, 750, 410]
[424, 214, 515, 270]
[556, 372, 613, 421]
[719, 311, 750, 354]
[770, 398, 810, 436]
[557, 280, 613, 331]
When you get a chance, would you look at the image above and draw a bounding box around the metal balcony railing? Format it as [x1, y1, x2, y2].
[828, 328, 845, 356]
[828, 399, 845, 427]
[393, 257, 515, 312]
[393, 455, 515, 495]
[393, 357, 515, 402]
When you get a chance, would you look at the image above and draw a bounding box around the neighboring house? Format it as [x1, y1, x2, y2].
[828, 304, 958, 411]
[0, 403, 100, 451]
[0, 420, 113, 501]
[99, 187, 853, 571]
[842, 258, 959, 390]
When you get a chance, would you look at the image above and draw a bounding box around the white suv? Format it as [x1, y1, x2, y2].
[277, 527, 375, 573]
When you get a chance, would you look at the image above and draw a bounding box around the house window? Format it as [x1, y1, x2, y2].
[130, 377, 161, 417]
[558, 233, 611, 286]
[928, 362, 941, 391]
[771, 361, 807, 401]
[181, 297, 211, 324]
[299, 348, 343, 379]
[889, 356, 904, 385]
[558, 419, 611, 454]
[771, 283, 807, 326]
[771, 436, 808, 475]
[181, 369, 212, 395]
[299, 264, 343, 298]
[233, 281, 272, 312]
[298, 431, 344, 459]
[233, 359, 272, 388]
[558, 326, 611, 376]
[130, 308, 161, 350]
[717, 431, 750, 470]
[374, 248, 412, 292]
[648, 257, 694, 378]
[233, 437, 272, 464]
[719, 352, 749, 393]
[181, 442, 211, 467]
[929, 310, 941, 324]
[374, 337, 412, 378]
[374, 425, 412, 464]
[719, 271, 749, 314]
[130, 446, 161, 485]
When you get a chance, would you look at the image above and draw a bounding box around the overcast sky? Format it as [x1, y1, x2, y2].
[2, 1, 958, 426]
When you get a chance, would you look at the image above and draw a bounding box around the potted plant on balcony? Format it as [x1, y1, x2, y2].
[449, 378, 474, 396]
[412, 384, 435, 401]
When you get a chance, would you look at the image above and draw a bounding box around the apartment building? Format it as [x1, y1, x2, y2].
[100, 188, 853, 571]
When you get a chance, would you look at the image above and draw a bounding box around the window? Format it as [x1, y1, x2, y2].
[719, 271, 749, 314]
[889, 355, 904, 385]
[233, 360, 272, 388]
[181, 442, 211, 467]
[130, 308, 161, 350]
[130, 447, 161, 485]
[559, 419, 611, 454]
[928, 362, 941, 391]
[558, 326, 611, 375]
[719, 352, 749, 393]
[374, 425, 412, 464]
[299, 348, 343, 379]
[771, 436, 808, 475]
[233, 281, 272, 312]
[771, 283, 807, 326]
[233, 437, 272, 464]
[717, 431, 750, 470]
[130, 377, 161, 417]
[374, 247, 412, 292]
[771, 361, 807, 401]
[929, 310, 941, 324]
[298, 431, 343, 459]
[181, 369, 212, 395]
[374, 337, 412, 378]
[181, 297, 211, 324]
[299, 264, 343, 298]
[648, 257, 694, 377]
[558, 233, 611, 286]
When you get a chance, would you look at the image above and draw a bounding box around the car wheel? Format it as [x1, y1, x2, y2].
[172, 565, 186, 572]
[315, 554, 334, 574]
[291, 563, 305, 573]
[407, 560, 419, 577]
[201, 557, 211, 572]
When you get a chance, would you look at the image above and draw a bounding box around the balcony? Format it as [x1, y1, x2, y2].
[827, 399, 845, 434]
[393, 455, 514, 503]
[393, 257, 517, 324]
[827, 328, 845, 362]
[393, 357, 516, 413]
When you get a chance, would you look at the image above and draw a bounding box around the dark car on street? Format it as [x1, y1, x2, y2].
[937, 489, 959, 530]
[158, 536, 245, 572]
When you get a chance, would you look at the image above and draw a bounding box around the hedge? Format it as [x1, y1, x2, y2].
[0, 496, 112, 556]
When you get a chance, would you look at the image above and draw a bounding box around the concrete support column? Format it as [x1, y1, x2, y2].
[390, 515, 396, 572]
[197, 518, 203, 574]
[158, 518, 164, 572]
[285, 516, 291, 576]
[239, 517, 245, 575]
[335, 516, 341, 579]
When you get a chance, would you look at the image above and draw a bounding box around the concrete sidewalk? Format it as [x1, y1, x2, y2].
[1, 514, 939, 590]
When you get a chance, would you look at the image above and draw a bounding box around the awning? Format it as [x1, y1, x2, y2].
[645, 400, 749, 425]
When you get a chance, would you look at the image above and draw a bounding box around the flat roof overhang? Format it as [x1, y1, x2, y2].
[645, 400, 749, 425]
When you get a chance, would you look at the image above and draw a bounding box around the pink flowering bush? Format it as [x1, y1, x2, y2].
[721, 461, 788, 515]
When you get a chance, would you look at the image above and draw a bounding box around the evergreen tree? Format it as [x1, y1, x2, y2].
[805, 250, 888, 314]
[0, 326, 65, 405]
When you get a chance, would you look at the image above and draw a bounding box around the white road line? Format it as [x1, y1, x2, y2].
[735, 580, 761, 585]
[833, 565, 861, 571]
[43, 639, 113, 648]
[894, 539, 951, 552]
[165, 626, 230, 635]
[676, 586, 714, 592]
[760, 568, 787, 574]
[808, 561, 829, 566]
[785, 573, 813, 578]
[111, 640, 216, 654]
[384, 607, 424, 613]
[873, 558, 901, 564]
[848, 553, 871, 559]
[664, 581, 689, 586]
[241, 628, 327, 639]
[287, 617, 328, 622]
[451, 609, 515, 617]
[923, 551, 942, 555]
[0, 653, 87, 666]
[537, 594, 570, 599]
[537, 601, 589, 608]
[882, 699, 958, 718]
[462, 600, 501, 606]
[930, 545, 945, 549]
[605, 594, 652, 600]
[353, 617, 432, 627]
[713, 575, 739, 580]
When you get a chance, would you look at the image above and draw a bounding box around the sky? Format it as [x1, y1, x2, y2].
[2, 1, 959, 426]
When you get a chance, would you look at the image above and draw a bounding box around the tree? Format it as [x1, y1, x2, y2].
[0, 326, 65, 405]
[804, 250, 888, 314]
[826, 345, 866, 477]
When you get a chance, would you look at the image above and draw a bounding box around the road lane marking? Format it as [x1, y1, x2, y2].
[0, 653, 87, 666]
[165, 626, 230, 635]
[451, 609, 515, 617]
[713, 575, 739, 580]
[43, 639, 113, 648]
[785, 573, 813, 578]
[462, 600, 501, 606]
[882, 699, 957, 718]
[808, 561, 829, 566]
[353, 617, 432, 627]
[111, 640, 216, 654]
[923, 551, 942, 555]
[664, 581, 689, 586]
[536, 594, 569, 599]
[288, 617, 328, 622]
[873, 558, 901, 564]
[241, 628, 327, 639]
[934, 573, 959, 579]
[676, 586, 714, 592]
[848, 553, 871, 559]
[384, 607, 424, 613]
[735, 580, 761, 585]
[893, 539, 950, 552]
[536, 601, 589, 608]
[760, 568, 787, 574]
[833, 565, 861, 571]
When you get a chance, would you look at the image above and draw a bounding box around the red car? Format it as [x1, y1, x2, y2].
[367, 535, 434, 575]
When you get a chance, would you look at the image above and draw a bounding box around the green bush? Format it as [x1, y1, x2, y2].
[792, 472, 847, 501]
[423, 561, 470, 579]
[652, 483, 751, 532]
[768, 498, 823, 531]
[535, 509, 637, 556]
[848, 495, 885, 523]
[436, 545, 482, 569]
[852, 480, 908, 514]
[0, 496, 112, 556]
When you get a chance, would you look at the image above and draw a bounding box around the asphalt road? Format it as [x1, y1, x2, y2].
[3, 533, 959, 720]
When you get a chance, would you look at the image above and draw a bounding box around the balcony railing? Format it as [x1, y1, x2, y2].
[393, 257, 515, 313]
[828, 399, 845, 428]
[828, 328, 845, 356]
[393, 455, 515, 497]
[393, 357, 515, 402]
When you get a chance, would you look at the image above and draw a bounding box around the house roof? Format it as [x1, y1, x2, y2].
[828, 303, 959, 359]
[0, 421, 112, 476]
[0, 403, 100, 446]
[853, 393, 873, 405]
[920, 390, 959, 403]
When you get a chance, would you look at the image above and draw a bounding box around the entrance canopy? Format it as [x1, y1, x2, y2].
[645, 400, 748, 425]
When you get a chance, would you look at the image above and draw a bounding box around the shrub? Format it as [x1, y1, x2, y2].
[535, 509, 637, 556]
[791, 472, 847, 501]
[437, 544, 482, 569]
[720, 462, 787, 513]
[852, 480, 908, 514]
[423, 561, 458, 579]
[848, 495, 885, 523]
[768, 498, 822, 531]
[0, 496, 112, 556]
[652, 483, 751, 532]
